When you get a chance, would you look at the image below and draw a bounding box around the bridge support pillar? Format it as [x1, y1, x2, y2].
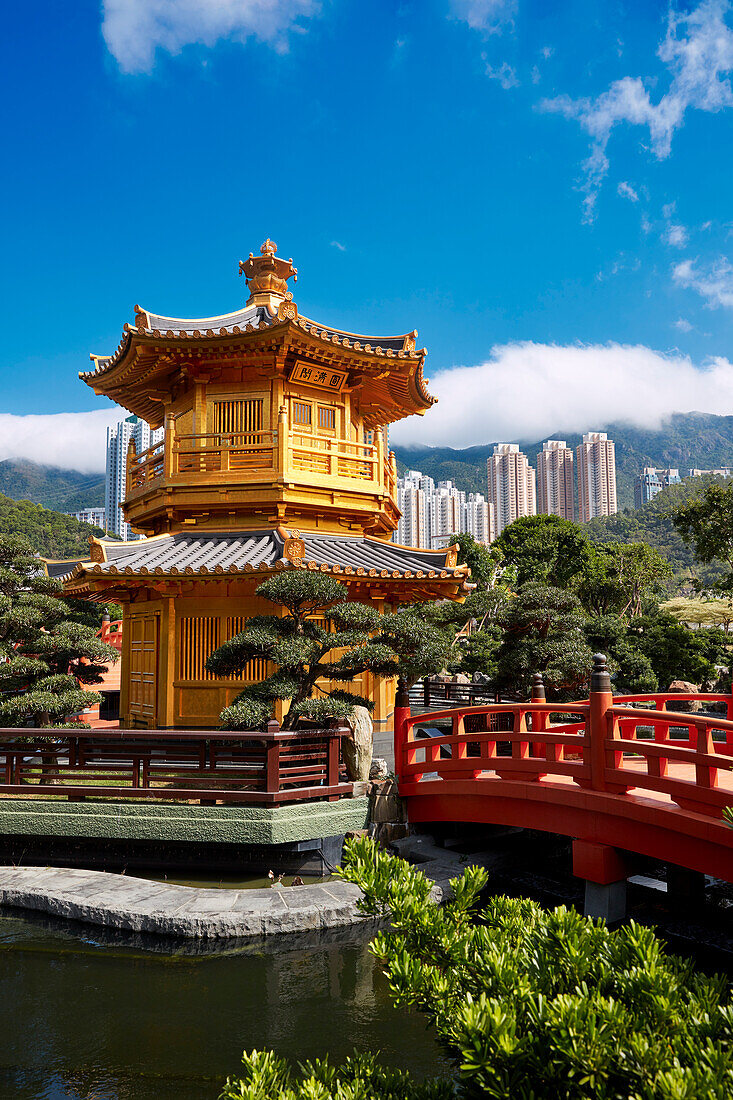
[573, 840, 629, 923]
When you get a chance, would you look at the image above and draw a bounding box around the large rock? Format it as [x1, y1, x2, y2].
[343, 706, 373, 781]
[667, 680, 702, 712]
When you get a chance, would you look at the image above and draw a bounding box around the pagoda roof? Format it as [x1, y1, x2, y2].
[80, 242, 434, 429]
[61, 529, 469, 598]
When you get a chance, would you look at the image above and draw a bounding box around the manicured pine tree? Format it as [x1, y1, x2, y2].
[207, 571, 450, 730]
[0, 535, 119, 731]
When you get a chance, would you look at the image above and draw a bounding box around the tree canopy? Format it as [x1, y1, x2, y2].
[208, 572, 448, 729]
[0, 535, 118, 728]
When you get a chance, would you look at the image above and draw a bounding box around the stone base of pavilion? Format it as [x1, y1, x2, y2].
[0, 796, 369, 878]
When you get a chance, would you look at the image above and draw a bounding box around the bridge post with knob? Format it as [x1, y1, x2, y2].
[573, 653, 630, 923]
[530, 671, 547, 764]
[393, 677, 411, 786]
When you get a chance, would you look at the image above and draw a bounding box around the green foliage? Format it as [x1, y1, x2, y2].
[628, 611, 729, 690]
[494, 583, 594, 699]
[578, 542, 672, 619]
[448, 532, 501, 587]
[583, 615, 657, 694]
[0, 492, 106, 558]
[673, 480, 733, 590]
[226, 839, 733, 1099]
[493, 515, 591, 588]
[211, 572, 448, 730]
[0, 534, 118, 728]
[586, 476, 730, 591]
[220, 1049, 452, 1100]
[337, 837, 733, 1100]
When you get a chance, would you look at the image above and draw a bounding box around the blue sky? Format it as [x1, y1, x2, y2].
[2, 0, 733, 467]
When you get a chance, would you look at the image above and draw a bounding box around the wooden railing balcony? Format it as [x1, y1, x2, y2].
[0, 723, 353, 806]
[290, 430, 380, 484]
[174, 430, 277, 476]
[125, 422, 398, 502]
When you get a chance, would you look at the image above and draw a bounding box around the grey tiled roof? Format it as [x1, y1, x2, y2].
[141, 304, 275, 337]
[76, 530, 459, 579]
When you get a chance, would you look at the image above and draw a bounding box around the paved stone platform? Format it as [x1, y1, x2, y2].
[0, 846, 466, 939]
[0, 866, 369, 939]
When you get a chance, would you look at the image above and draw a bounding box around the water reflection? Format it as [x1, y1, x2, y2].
[0, 913, 449, 1100]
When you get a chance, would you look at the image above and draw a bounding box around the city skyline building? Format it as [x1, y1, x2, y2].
[634, 467, 681, 509]
[395, 470, 493, 548]
[487, 443, 536, 537]
[105, 415, 164, 541]
[536, 440, 574, 521]
[576, 432, 617, 522]
[67, 507, 106, 529]
[688, 467, 733, 478]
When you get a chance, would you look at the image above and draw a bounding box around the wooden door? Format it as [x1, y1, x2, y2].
[129, 613, 159, 724]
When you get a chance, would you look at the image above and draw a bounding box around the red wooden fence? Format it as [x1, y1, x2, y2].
[0, 722, 353, 805]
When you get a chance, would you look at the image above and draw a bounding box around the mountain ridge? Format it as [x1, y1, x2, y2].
[392, 412, 733, 509]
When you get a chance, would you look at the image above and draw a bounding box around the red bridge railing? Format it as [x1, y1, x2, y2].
[0, 722, 353, 806]
[394, 659, 733, 825]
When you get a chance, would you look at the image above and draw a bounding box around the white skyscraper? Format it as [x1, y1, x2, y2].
[576, 432, 617, 522]
[487, 444, 536, 537]
[105, 416, 164, 541]
[537, 440, 574, 521]
[394, 471, 493, 548]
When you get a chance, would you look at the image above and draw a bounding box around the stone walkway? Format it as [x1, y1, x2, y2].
[0, 851, 464, 939]
[0, 866, 368, 939]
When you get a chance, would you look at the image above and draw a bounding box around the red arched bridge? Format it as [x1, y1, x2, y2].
[394, 656, 733, 906]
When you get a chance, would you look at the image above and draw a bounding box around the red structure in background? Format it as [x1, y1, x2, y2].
[394, 655, 733, 914]
[78, 614, 123, 726]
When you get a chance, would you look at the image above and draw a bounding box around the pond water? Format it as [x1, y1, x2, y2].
[0, 913, 451, 1100]
[137, 870, 327, 890]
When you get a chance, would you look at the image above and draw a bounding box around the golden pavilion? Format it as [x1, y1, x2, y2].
[62, 241, 469, 730]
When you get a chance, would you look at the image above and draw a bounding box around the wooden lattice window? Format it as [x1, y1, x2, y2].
[179, 615, 269, 682]
[213, 398, 263, 435]
[292, 400, 312, 427]
[317, 405, 336, 432]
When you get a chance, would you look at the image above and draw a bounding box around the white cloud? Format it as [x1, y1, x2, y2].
[0, 410, 123, 474]
[540, 0, 733, 220]
[102, 0, 319, 74]
[330, 240, 346, 252]
[390, 342, 733, 447]
[617, 180, 639, 202]
[485, 60, 519, 88]
[664, 223, 689, 247]
[673, 256, 733, 307]
[450, 0, 516, 33]
[674, 317, 694, 331]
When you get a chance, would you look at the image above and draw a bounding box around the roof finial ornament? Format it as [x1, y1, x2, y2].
[238, 238, 297, 307]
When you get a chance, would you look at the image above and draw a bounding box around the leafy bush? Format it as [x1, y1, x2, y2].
[222, 839, 733, 1099]
[219, 1050, 452, 1099]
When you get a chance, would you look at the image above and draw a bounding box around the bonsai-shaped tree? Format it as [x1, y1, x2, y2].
[0, 535, 119, 775]
[207, 571, 453, 730]
[494, 581, 594, 699]
[207, 572, 402, 730]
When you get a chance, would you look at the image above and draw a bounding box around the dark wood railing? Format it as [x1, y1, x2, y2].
[0, 722, 353, 806]
[410, 678, 502, 710]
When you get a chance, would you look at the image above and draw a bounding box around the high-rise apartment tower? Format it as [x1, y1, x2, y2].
[536, 440, 574, 521]
[105, 416, 164, 540]
[576, 432, 617, 522]
[487, 444, 536, 537]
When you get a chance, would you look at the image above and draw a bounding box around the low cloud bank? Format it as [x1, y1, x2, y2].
[390, 342, 733, 448]
[4, 342, 733, 470]
[0, 410, 122, 474]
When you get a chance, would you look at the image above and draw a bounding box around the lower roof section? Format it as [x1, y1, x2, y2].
[60, 529, 469, 596]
